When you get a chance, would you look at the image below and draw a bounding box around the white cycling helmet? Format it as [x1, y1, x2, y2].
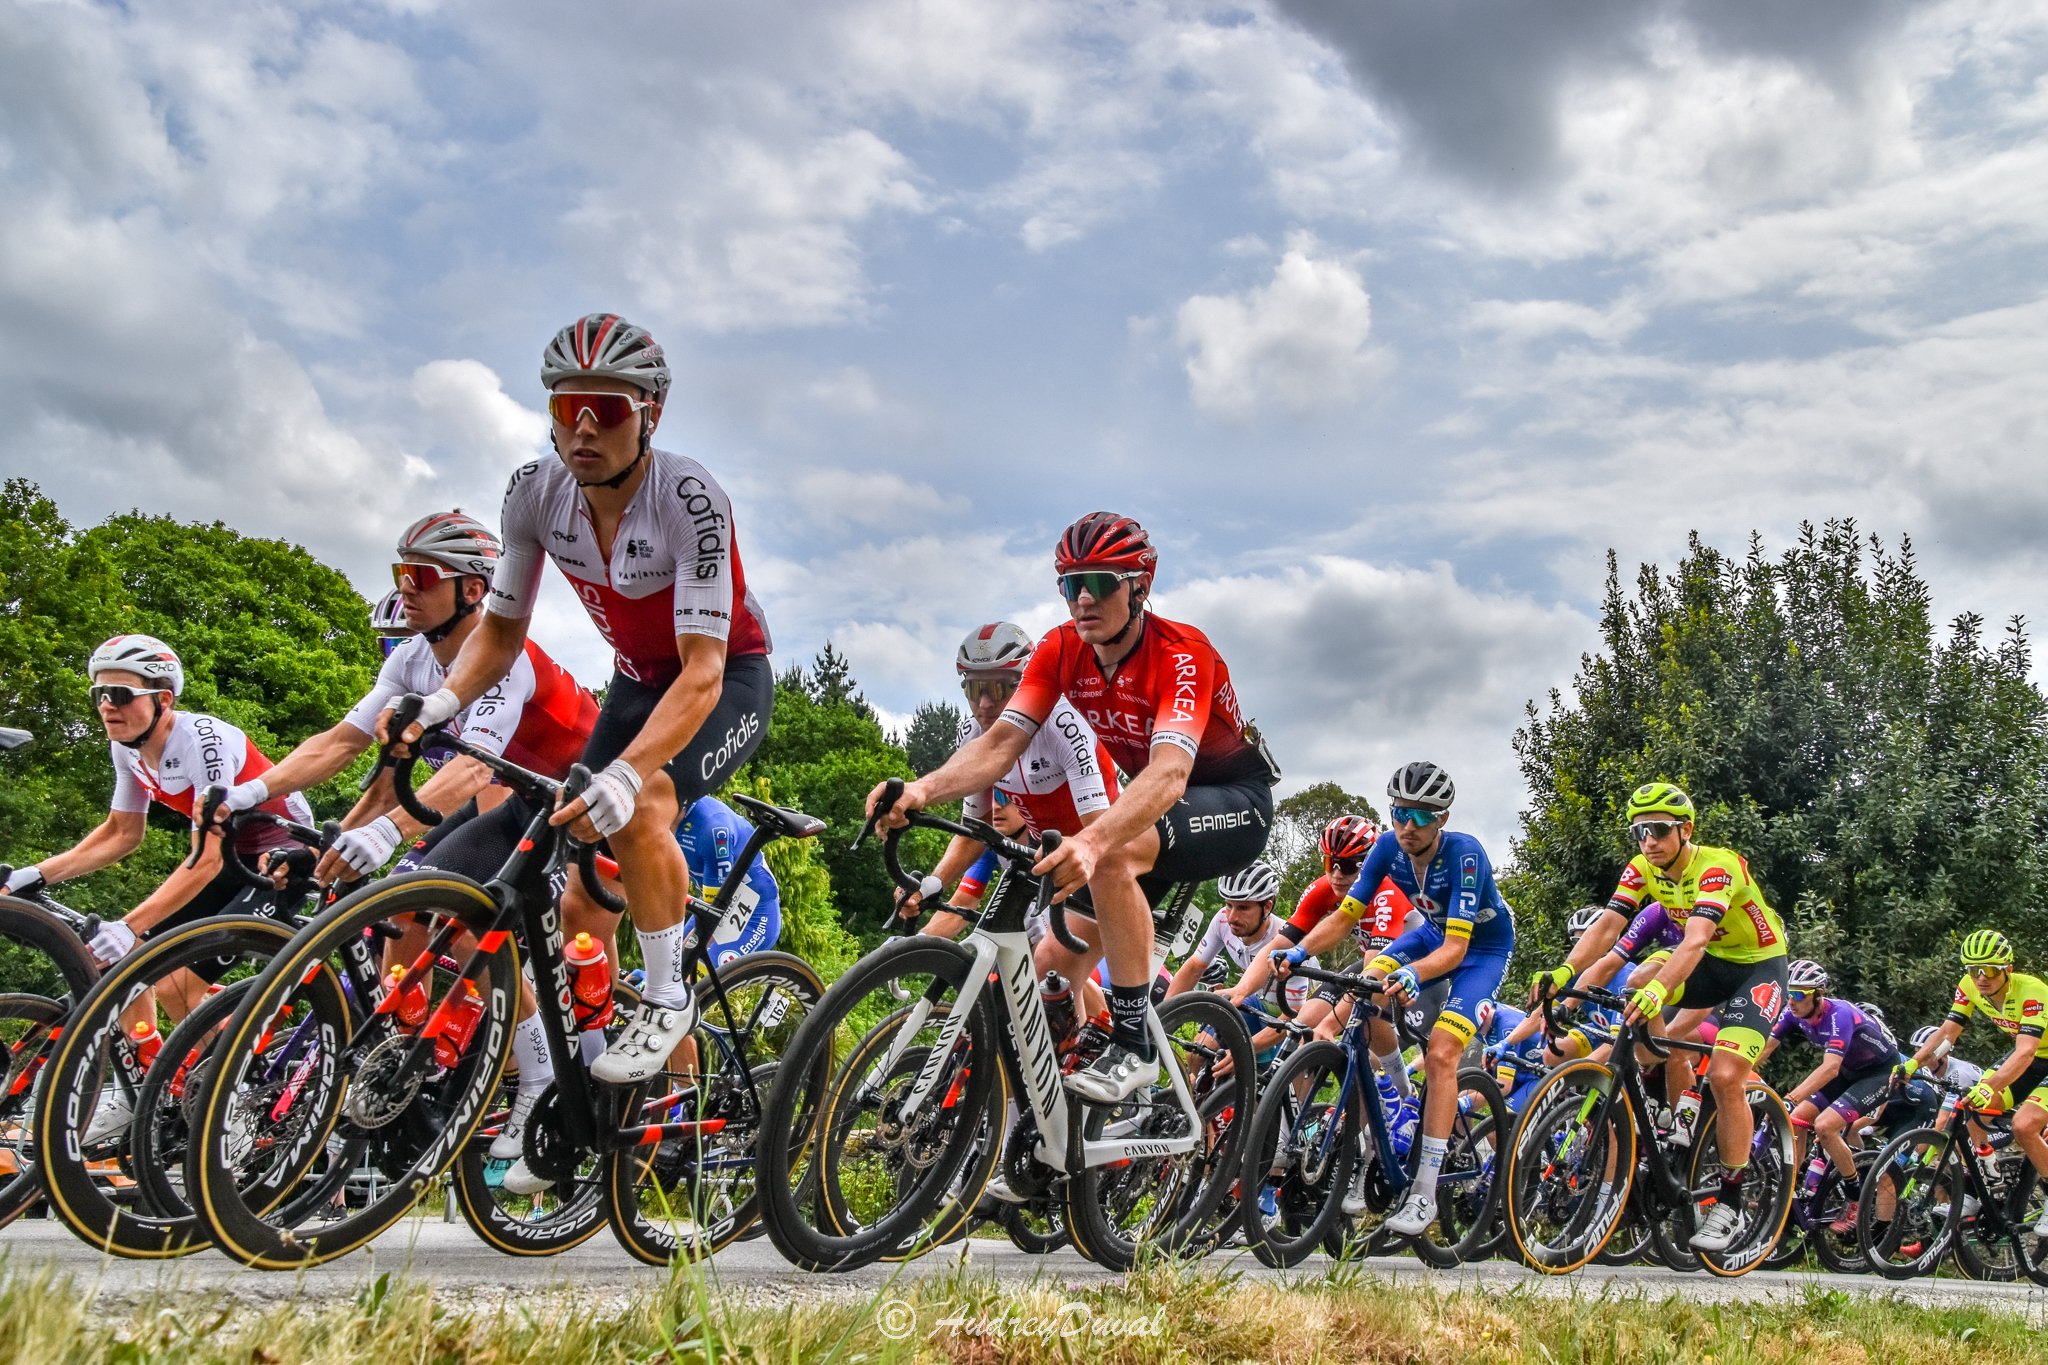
[1386, 760, 1455, 813]
[1786, 959, 1829, 992]
[396, 511, 500, 580]
[1567, 904, 1607, 937]
[956, 622, 1033, 678]
[88, 634, 184, 697]
[1911, 1025, 1940, 1050]
[370, 589, 413, 636]
[541, 312, 670, 401]
[1218, 860, 1281, 904]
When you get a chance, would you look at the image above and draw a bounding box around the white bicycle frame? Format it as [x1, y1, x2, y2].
[876, 876, 1207, 1171]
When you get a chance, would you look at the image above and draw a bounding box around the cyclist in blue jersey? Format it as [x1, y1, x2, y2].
[675, 795, 781, 964]
[1276, 761, 1516, 1237]
[1474, 1000, 1548, 1115]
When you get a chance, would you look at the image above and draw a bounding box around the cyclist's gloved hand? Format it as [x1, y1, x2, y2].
[90, 918, 138, 966]
[1385, 965, 1421, 1003]
[1963, 1080, 1999, 1112]
[1890, 1057, 1921, 1087]
[1273, 946, 1307, 976]
[331, 816, 403, 877]
[579, 760, 644, 839]
[1627, 978, 1668, 1020]
[4, 864, 44, 896]
[223, 778, 270, 814]
[414, 687, 462, 732]
[1530, 964, 1572, 1002]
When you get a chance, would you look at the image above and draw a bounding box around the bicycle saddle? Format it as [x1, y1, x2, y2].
[730, 791, 827, 840]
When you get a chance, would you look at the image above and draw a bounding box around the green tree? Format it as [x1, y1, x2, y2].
[896, 699, 964, 776]
[1509, 522, 2048, 1041]
[806, 642, 871, 718]
[0, 482, 379, 912]
[1268, 781, 1382, 908]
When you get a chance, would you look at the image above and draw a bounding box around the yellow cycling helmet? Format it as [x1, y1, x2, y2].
[1625, 782, 1695, 824]
[1960, 929, 2014, 970]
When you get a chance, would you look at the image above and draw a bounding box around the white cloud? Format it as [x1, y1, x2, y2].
[1174, 235, 1379, 419]
[791, 469, 968, 531]
[1467, 296, 1647, 345]
[409, 360, 546, 471]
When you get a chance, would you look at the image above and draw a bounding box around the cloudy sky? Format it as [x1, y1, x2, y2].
[5, 0, 2045, 853]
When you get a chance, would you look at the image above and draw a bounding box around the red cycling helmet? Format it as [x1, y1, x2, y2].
[1320, 814, 1380, 865]
[1055, 512, 1158, 576]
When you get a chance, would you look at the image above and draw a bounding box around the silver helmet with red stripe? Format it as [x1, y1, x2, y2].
[396, 510, 500, 581]
[541, 312, 670, 401]
[955, 622, 1034, 678]
[88, 634, 184, 696]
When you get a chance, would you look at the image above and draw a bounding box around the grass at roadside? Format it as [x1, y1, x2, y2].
[1, 1251, 2040, 1364]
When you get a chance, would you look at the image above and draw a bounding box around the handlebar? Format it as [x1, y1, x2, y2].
[380, 694, 445, 829]
[858, 778, 1089, 954]
[191, 784, 337, 896]
[562, 765, 628, 915]
[0, 865, 99, 943]
[1533, 983, 1691, 1060]
[1270, 960, 1394, 1021]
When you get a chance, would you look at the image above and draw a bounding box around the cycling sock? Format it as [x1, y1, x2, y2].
[1376, 1050, 1412, 1098]
[513, 1012, 552, 1093]
[1718, 1164, 1747, 1202]
[636, 920, 695, 1008]
[1108, 984, 1153, 1061]
[1412, 1135, 1449, 1198]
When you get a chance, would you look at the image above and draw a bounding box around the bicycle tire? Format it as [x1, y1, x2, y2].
[1064, 991, 1255, 1271]
[753, 934, 997, 1272]
[1240, 1039, 1355, 1269]
[130, 977, 258, 1219]
[0, 992, 67, 1229]
[1858, 1124, 1958, 1280]
[0, 897, 100, 1228]
[1592, 1187, 1653, 1266]
[604, 950, 826, 1264]
[1001, 1195, 1070, 1253]
[34, 916, 342, 1259]
[1807, 1151, 1874, 1275]
[1689, 1080, 1796, 1277]
[2011, 1164, 2048, 1288]
[1502, 1058, 1635, 1274]
[189, 873, 515, 1268]
[1413, 1065, 1509, 1266]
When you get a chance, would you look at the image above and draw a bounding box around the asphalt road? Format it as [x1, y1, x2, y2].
[5, 1216, 2048, 1319]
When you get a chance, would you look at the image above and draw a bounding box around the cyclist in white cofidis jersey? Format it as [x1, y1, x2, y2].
[393, 313, 773, 1089]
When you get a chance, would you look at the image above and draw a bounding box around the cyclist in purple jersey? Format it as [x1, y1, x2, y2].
[1756, 960, 1900, 1230]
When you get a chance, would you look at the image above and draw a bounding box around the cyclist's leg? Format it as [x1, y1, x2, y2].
[1701, 957, 1784, 1161]
[2013, 1082, 2048, 1180]
[1418, 948, 1508, 1141]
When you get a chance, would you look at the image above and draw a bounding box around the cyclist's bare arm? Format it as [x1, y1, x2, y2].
[1575, 948, 1629, 994]
[1786, 1053, 1840, 1109]
[125, 822, 227, 935]
[250, 721, 374, 801]
[398, 611, 527, 737]
[1631, 915, 1718, 1019]
[29, 810, 147, 884]
[1564, 908, 1629, 977]
[1064, 744, 1188, 858]
[1166, 954, 1212, 998]
[875, 723, 1033, 821]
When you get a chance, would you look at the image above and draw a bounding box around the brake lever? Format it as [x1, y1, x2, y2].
[186, 785, 228, 870]
[854, 778, 905, 852]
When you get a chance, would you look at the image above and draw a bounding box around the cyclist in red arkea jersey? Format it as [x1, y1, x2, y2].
[397, 314, 774, 1087]
[871, 513, 1281, 1104]
[224, 512, 598, 890]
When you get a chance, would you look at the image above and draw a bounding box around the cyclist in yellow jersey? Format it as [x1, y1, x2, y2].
[1533, 782, 1791, 1252]
[1895, 929, 2048, 1238]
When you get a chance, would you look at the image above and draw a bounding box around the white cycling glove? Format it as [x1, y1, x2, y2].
[413, 687, 462, 731]
[331, 816, 404, 877]
[4, 864, 44, 896]
[90, 919, 139, 966]
[223, 777, 270, 813]
[578, 760, 643, 839]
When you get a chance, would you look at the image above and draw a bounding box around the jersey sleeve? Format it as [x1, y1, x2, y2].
[1690, 860, 1738, 926]
[999, 629, 1066, 736]
[1768, 1009, 1798, 1043]
[108, 744, 149, 813]
[1947, 979, 1975, 1028]
[1192, 911, 1228, 965]
[1607, 858, 1649, 915]
[1822, 1004, 1854, 1055]
[1335, 843, 1398, 922]
[1612, 904, 1660, 958]
[1287, 879, 1335, 934]
[458, 648, 538, 760]
[1148, 637, 1216, 765]
[2020, 986, 2048, 1039]
[1047, 699, 1112, 815]
[485, 462, 548, 621]
[664, 470, 739, 644]
[341, 650, 413, 737]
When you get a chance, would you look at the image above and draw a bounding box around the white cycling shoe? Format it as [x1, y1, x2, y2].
[1690, 1200, 1742, 1251]
[590, 998, 697, 1086]
[1064, 1041, 1159, 1105]
[490, 1086, 545, 1162]
[83, 1087, 135, 1147]
[1384, 1189, 1436, 1237]
[502, 1158, 555, 1197]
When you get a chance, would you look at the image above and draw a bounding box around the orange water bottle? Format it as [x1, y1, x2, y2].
[436, 981, 486, 1069]
[130, 1020, 163, 1071]
[566, 932, 615, 1030]
[385, 965, 430, 1030]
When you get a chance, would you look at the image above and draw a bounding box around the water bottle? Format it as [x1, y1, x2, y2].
[436, 980, 486, 1069]
[1040, 971, 1077, 1047]
[385, 965, 429, 1030]
[565, 932, 616, 1030]
[130, 1020, 163, 1072]
[1670, 1088, 1702, 1147]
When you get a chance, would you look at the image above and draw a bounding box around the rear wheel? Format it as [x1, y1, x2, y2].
[1689, 1080, 1796, 1277]
[0, 896, 100, 1229]
[604, 951, 825, 1264]
[1240, 1039, 1353, 1269]
[1859, 1125, 1958, 1280]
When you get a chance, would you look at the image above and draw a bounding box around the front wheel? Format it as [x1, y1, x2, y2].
[1858, 1125, 1958, 1280]
[1412, 1066, 1509, 1265]
[1063, 991, 1255, 1271]
[1240, 1040, 1355, 1269]
[1502, 1059, 1634, 1274]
